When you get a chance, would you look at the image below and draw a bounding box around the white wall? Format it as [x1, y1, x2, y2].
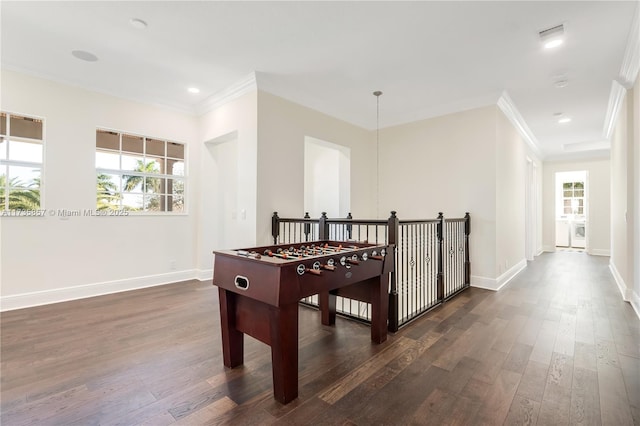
[378, 105, 541, 288]
[542, 159, 611, 255]
[378, 106, 496, 225]
[0, 71, 555, 308]
[197, 92, 258, 278]
[1, 70, 199, 309]
[496, 107, 530, 279]
[204, 137, 238, 247]
[256, 91, 374, 245]
[304, 137, 351, 218]
[634, 76, 640, 314]
[610, 88, 630, 291]
[610, 75, 639, 312]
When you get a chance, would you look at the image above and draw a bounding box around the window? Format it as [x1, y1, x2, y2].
[562, 181, 584, 215]
[0, 112, 44, 210]
[96, 129, 185, 213]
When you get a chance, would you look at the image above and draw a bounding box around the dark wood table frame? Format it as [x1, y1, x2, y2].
[213, 241, 393, 404]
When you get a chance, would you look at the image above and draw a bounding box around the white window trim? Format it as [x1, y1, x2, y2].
[95, 128, 187, 215]
[1, 111, 46, 212]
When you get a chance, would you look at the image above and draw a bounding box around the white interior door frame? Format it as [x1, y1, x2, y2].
[525, 157, 535, 261]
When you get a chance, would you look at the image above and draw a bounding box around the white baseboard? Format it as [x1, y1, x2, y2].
[542, 245, 556, 253]
[471, 258, 527, 292]
[609, 261, 628, 301]
[608, 261, 640, 320]
[470, 275, 498, 291]
[0, 270, 198, 312]
[630, 289, 640, 321]
[497, 259, 527, 291]
[197, 269, 213, 281]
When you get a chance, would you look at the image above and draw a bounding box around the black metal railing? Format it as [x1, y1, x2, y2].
[271, 211, 470, 331]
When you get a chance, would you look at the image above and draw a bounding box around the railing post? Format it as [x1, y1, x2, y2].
[346, 212, 353, 240]
[319, 212, 329, 240]
[464, 212, 471, 286]
[437, 212, 445, 302]
[304, 212, 311, 242]
[387, 211, 399, 333]
[272, 212, 280, 244]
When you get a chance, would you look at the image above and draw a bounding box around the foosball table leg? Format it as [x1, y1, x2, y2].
[269, 303, 299, 404]
[319, 291, 337, 326]
[218, 288, 244, 368]
[370, 274, 389, 344]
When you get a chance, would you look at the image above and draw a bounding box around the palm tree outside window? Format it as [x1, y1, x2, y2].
[0, 112, 44, 211]
[95, 129, 185, 213]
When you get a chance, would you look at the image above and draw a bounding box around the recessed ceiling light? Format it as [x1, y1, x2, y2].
[539, 24, 565, 49]
[553, 112, 571, 124]
[544, 39, 564, 49]
[187, 87, 200, 94]
[130, 18, 148, 29]
[554, 80, 569, 88]
[71, 50, 98, 62]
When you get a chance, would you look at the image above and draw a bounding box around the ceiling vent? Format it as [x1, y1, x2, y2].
[539, 24, 565, 48]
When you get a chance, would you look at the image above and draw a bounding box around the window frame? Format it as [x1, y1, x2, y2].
[0, 111, 46, 212]
[562, 181, 584, 216]
[95, 128, 187, 215]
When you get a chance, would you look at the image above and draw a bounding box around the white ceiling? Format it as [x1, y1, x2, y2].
[1, 1, 638, 160]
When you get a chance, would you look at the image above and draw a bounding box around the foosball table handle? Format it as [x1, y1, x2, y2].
[296, 264, 323, 276]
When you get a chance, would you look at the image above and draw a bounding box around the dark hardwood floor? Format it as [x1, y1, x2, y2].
[1, 251, 638, 425]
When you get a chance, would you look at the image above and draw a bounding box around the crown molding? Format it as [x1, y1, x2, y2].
[544, 149, 610, 163]
[603, 80, 627, 140]
[497, 91, 543, 159]
[2, 65, 197, 116]
[619, 4, 640, 88]
[562, 140, 610, 152]
[196, 72, 258, 115]
[602, 6, 637, 140]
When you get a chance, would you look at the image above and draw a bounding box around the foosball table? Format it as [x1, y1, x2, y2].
[212, 240, 394, 404]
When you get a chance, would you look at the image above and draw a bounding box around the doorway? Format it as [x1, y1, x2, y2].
[201, 132, 239, 271]
[525, 157, 539, 260]
[304, 137, 350, 218]
[555, 171, 588, 251]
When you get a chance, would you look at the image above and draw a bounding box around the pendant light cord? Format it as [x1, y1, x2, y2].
[373, 91, 382, 218]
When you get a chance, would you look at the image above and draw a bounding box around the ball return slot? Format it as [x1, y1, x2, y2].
[234, 275, 249, 290]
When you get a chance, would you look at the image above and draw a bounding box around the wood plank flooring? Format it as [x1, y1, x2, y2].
[1, 251, 638, 425]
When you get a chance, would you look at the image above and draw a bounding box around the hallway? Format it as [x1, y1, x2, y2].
[471, 251, 639, 425]
[1, 251, 638, 425]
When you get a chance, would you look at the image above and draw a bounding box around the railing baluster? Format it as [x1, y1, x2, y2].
[304, 212, 311, 242]
[465, 212, 471, 286]
[387, 211, 399, 332]
[437, 213, 444, 303]
[271, 210, 469, 330]
[272, 212, 280, 244]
